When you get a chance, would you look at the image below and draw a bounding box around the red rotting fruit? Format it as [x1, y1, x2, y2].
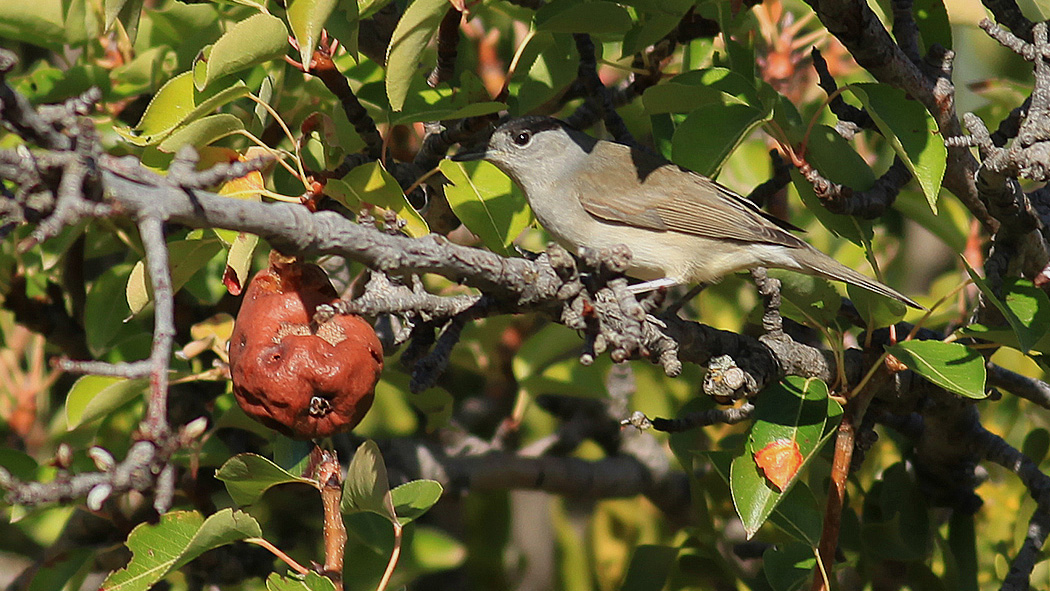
[229, 253, 383, 439]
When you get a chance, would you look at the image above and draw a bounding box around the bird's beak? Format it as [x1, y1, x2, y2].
[450, 149, 487, 162]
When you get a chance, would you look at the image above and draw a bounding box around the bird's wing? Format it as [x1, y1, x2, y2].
[575, 141, 806, 248]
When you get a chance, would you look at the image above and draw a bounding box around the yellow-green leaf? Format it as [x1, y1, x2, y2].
[885, 340, 987, 399]
[325, 162, 429, 237]
[288, 0, 339, 67]
[204, 13, 288, 89]
[385, 0, 449, 111]
[101, 509, 261, 591]
[439, 159, 533, 256]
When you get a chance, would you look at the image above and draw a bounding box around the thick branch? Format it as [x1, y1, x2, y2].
[381, 434, 690, 516]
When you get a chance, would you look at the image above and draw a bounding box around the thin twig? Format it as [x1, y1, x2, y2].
[812, 418, 854, 591]
[375, 523, 403, 591]
[245, 538, 311, 576]
[138, 216, 175, 440]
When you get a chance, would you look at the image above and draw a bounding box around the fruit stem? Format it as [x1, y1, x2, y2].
[319, 449, 346, 590]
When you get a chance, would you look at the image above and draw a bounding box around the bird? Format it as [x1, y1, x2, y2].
[452, 116, 920, 309]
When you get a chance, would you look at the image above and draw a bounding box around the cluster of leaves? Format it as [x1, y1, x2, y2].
[97, 441, 442, 591]
[1, 0, 1049, 590]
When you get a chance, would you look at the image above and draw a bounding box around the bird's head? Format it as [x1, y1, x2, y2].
[451, 117, 595, 189]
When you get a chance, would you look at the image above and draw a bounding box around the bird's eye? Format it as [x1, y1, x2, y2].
[512, 131, 532, 147]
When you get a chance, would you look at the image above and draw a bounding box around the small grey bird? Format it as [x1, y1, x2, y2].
[453, 116, 920, 309]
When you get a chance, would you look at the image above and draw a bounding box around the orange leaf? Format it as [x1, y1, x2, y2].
[754, 439, 802, 491]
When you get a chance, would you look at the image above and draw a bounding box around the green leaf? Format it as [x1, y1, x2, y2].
[65, 376, 148, 429]
[111, 47, 174, 98]
[0, 448, 41, 481]
[126, 237, 224, 315]
[324, 162, 429, 237]
[181, 83, 252, 134]
[845, 83, 947, 212]
[324, 1, 360, 61]
[15, 64, 110, 104]
[413, 526, 468, 572]
[146, 2, 221, 52]
[408, 382, 454, 431]
[671, 102, 769, 177]
[85, 263, 134, 356]
[0, 0, 65, 49]
[885, 340, 987, 399]
[438, 159, 534, 256]
[359, 0, 392, 19]
[763, 542, 816, 591]
[790, 126, 875, 246]
[390, 100, 505, 126]
[860, 514, 924, 561]
[272, 437, 315, 478]
[642, 83, 729, 115]
[193, 46, 212, 90]
[861, 462, 929, 561]
[668, 68, 764, 104]
[713, 5, 756, 75]
[110, 0, 145, 43]
[765, 481, 823, 546]
[619, 545, 679, 591]
[730, 377, 841, 538]
[390, 480, 443, 525]
[288, 0, 339, 67]
[215, 453, 315, 506]
[1022, 428, 1050, 466]
[101, 509, 262, 591]
[21, 547, 94, 591]
[535, 0, 633, 35]
[116, 76, 250, 147]
[621, 12, 684, 57]
[203, 13, 288, 89]
[767, 269, 842, 327]
[847, 282, 907, 329]
[962, 262, 1050, 354]
[63, 0, 94, 47]
[223, 231, 259, 294]
[105, 0, 129, 29]
[265, 572, 338, 591]
[356, 77, 505, 125]
[157, 113, 244, 153]
[125, 262, 149, 315]
[509, 32, 577, 116]
[117, 72, 195, 146]
[341, 440, 396, 523]
[913, 0, 952, 51]
[385, 0, 449, 112]
[642, 69, 760, 117]
[946, 511, 977, 591]
[251, 75, 276, 134]
[615, 0, 693, 13]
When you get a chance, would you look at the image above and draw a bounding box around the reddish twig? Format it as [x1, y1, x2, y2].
[812, 417, 854, 591]
[307, 50, 383, 161]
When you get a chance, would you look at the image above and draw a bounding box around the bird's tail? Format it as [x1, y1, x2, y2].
[793, 247, 923, 310]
